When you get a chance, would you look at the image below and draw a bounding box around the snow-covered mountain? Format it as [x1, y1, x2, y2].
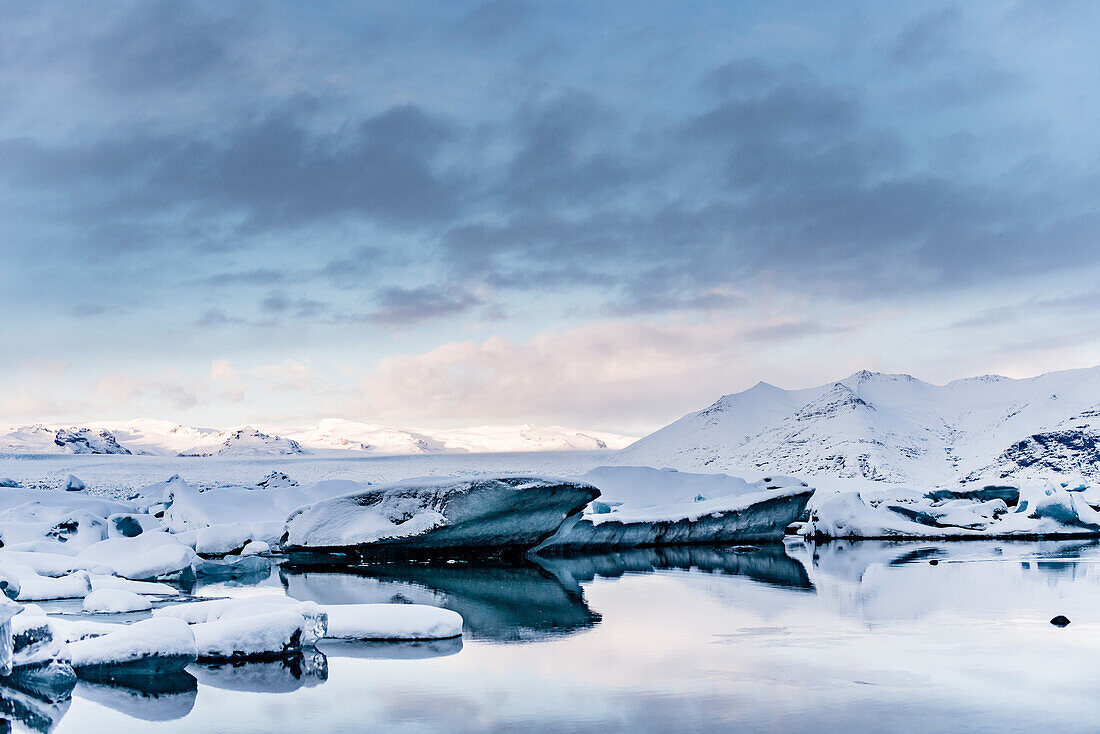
[616, 367, 1100, 485]
[0, 419, 635, 457]
[177, 426, 309, 457]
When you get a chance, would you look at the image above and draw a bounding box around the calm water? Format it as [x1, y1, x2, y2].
[11, 539, 1100, 733]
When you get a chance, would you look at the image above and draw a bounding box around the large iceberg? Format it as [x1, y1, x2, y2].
[282, 476, 599, 556]
[536, 467, 813, 552]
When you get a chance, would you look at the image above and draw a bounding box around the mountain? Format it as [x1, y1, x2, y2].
[616, 367, 1100, 485]
[0, 419, 636, 457]
[177, 426, 309, 457]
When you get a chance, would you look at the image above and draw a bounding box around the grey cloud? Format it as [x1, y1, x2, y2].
[742, 321, 849, 342]
[887, 5, 964, 67]
[88, 0, 238, 92]
[455, 0, 536, 44]
[260, 292, 329, 318]
[370, 285, 484, 326]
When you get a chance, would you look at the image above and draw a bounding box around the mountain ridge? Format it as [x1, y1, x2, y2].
[616, 366, 1100, 485]
[0, 418, 637, 457]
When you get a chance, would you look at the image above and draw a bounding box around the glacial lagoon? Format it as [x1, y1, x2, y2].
[13, 539, 1100, 733]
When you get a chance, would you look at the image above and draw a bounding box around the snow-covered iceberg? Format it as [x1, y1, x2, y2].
[536, 467, 813, 552]
[803, 479, 1100, 539]
[282, 476, 600, 556]
[320, 604, 462, 640]
[67, 618, 197, 672]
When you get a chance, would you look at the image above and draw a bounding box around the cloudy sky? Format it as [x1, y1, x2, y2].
[2, 0, 1099, 434]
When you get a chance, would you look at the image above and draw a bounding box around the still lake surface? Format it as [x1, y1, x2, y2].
[12, 538, 1100, 733]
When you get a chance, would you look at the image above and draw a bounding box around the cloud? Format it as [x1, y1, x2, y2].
[454, 0, 536, 44]
[370, 285, 485, 326]
[350, 314, 854, 428]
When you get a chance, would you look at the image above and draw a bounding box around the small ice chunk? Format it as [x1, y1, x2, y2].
[65, 474, 86, 491]
[0, 477, 19, 488]
[321, 604, 463, 640]
[83, 588, 153, 614]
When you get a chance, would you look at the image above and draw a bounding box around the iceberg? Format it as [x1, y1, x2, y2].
[803, 479, 1100, 539]
[537, 467, 813, 552]
[282, 476, 600, 556]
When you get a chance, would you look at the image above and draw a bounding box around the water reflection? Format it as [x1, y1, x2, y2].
[0, 682, 70, 733]
[318, 638, 463, 660]
[535, 544, 814, 592]
[73, 679, 196, 723]
[282, 562, 601, 642]
[189, 650, 328, 693]
[19, 539, 1100, 732]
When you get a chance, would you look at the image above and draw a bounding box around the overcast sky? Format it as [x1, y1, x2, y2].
[2, 0, 1099, 434]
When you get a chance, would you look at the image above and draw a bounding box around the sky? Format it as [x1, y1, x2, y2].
[2, 0, 1100, 435]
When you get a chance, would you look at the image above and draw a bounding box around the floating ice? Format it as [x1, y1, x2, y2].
[82, 589, 153, 614]
[803, 479, 1100, 539]
[537, 467, 813, 551]
[283, 476, 599, 554]
[64, 475, 85, 491]
[191, 610, 311, 661]
[67, 618, 197, 670]
[13, 569, 92, 601]
[78, 532, 197, 580]
[320, 603, 462, 640]
[153, 596, 326, 645]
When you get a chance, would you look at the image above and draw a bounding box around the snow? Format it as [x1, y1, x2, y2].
[178, 426, 309, 457]
[82, 588, 152, 613]
[283, 475, 600, 552]
[154, 596, 327, 645]
[0, 550, 110, 576]
[241, 540, 270, 555]
[321, 603, 462, 640]
[1, 418, 635, 457]
[803, 478, 1100, 539]
[89, 575, 178, 596]
[190, 609, 310, 660]
[67, 618, 197, 668]
[13, 569, 92, 600]
[0, 501, 109, 553]
[536, 467, 813, 551]
[77, 532, 197, 580]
